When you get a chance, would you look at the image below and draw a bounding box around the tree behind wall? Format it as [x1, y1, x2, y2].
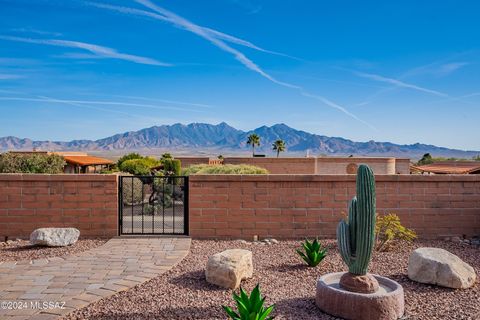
[0, 153, 65, 173]
[247, 133, 260, 157]
[272, 139, 286, 157]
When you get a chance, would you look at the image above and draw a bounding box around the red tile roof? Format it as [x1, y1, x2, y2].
[412, 162, 480, 174]
[63, 155, 113, 166]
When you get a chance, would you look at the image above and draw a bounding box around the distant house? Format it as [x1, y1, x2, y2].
[56, 152, 113, 173]
[411, 161, 480, 174]
[7, 150, 113, 173]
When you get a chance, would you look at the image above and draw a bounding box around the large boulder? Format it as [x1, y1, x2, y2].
[30, 228, 80, 247]
[205, 249, 253, 289]
[408, 247, 476, 289]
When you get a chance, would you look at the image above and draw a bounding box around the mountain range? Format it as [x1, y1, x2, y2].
[0, 122, 478, 159]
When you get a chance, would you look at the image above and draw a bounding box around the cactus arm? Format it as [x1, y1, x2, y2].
[336, 220, 353, 266]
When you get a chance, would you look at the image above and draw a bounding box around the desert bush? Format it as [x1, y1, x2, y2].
[375, 213, 417, 252]
[117, 152, 143, 167]
[182, 164, 269, 175]
[161, 152, 173, 160]
[223, 284, 275, 320]
[119, 157, 160, 175]
[162, 158, 181, 176]
[296, 238, 328, 267]
[121, 176, 145, 205]
[0, 153, 65, 173]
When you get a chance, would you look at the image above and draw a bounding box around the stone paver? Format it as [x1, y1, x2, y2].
[0, 237, 190, 320]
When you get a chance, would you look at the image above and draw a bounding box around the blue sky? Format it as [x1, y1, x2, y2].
[0, 0, 479, 150]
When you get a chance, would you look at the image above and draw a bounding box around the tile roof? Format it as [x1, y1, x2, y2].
[63, 155, 113, 166]
[412, 162, 480, 174]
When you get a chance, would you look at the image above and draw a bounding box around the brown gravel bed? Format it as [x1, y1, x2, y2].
[0, 239, 107, 262]
[64, 240, 479, 320]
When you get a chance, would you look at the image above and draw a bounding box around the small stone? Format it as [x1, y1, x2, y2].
[451, 236, 461, 243]
[339, 272, 379, 294]
[236, 240, 249, 244]
[6, 240, 14, 245]
[30, 228, 80, 247]
[205, 249, 253, 289]
[269, 239, 279, 244]
[408, 247, 476, 289]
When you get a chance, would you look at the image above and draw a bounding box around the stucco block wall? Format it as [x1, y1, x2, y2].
[176, 157, 210, 167]
[222, 157, 409, 175]
[189, 174, 480, 239]
[0, 174, 118, 239]
[395, 158, 411, 174]
[315, 157, 398, 174]
[223, 157, 316, 174]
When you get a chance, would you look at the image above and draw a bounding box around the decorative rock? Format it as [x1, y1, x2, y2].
[339, 272, 380, 294]
[205, 249, 253, 289]
[408, 247, 476, 289]
[316, 272, 404, 320]
[30, 228, 80, 247]
[451, 236, 462, 243]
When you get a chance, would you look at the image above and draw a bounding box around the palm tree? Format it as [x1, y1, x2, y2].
[246, 133, 260, 156]
[272, 139, 286, 158]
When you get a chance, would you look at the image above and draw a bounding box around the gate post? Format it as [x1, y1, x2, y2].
[118, 176, 123, 236]
[184, 176, 189, 236]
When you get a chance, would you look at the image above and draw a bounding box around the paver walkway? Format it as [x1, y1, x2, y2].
[0, 237, 191, 320]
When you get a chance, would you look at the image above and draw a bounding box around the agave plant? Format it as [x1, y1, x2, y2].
[223, 284, 275, 320]
[296, 238, 328, 267]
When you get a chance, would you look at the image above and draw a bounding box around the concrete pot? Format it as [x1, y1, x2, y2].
[316, 272, 404, 320]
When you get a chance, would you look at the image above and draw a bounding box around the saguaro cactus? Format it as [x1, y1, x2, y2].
[337, 164, 376, 275]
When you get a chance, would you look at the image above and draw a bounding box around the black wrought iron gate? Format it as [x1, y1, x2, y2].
[118, 176, 189, 235]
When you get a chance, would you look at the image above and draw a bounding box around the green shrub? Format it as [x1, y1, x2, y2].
[162, 158, 181, 176]
[119, 157, 160, 175]
[375, 213, 417, 252]
[182, 164, 269, 175]
[121, 176, 145, 205]
[0, 153, 65, 173]
[161, 152, 173, 160]
[117, 152, 143, 167]
[296, 238, 328, 267]
[223, 284, 275, 320]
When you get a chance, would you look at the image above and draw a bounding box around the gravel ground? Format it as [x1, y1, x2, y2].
[0, 239, 106, 262]
[65, 240, 479, 320]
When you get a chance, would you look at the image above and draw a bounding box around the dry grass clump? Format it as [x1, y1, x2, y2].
[182, 164, 269, 175]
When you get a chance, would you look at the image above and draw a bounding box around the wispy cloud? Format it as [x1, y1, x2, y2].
[85, 1, 299, 60]
[0, 97, 205, 113]
[353, 71, 448, 97]
[437, 62, 469, 76]
[80, 1, 370, 127]
[228, 0, 263, 15]
[300, 92, 377, 130]
[128, 0, 372, 128]
[133, 0, 298, 88]
[110, 95, 214, 108]
[10, 28, 62, 37]
[0, 35, 170, 66]
[0, 74, 24, 80]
